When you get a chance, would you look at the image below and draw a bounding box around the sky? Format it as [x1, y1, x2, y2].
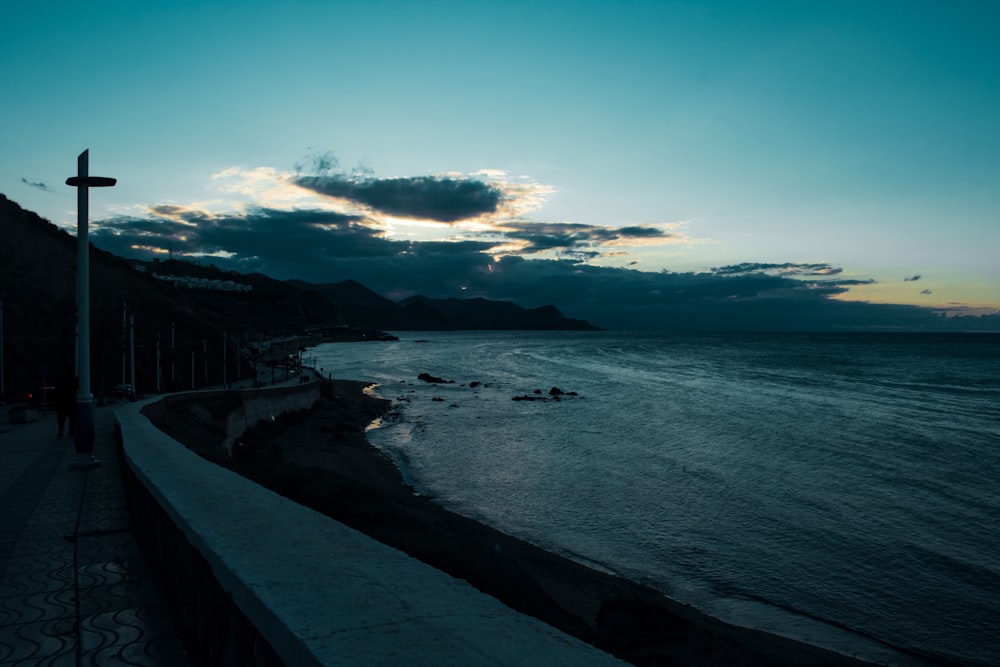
[2, 0, 998, 330]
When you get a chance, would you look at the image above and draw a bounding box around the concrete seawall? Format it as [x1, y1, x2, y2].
[138, 379, 322, 458]
[115, 386, 626, 666]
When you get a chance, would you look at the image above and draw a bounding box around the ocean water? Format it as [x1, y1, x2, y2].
[312, 331, 1000, 666]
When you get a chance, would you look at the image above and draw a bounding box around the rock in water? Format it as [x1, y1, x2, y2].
[417, 372, 454, 384]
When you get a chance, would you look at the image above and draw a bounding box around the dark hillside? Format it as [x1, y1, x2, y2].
[1, 193, 598, 403]
[146, 261, 344, 333]
[287, 279, 435, 330]
[400, 295, 599, 330]
[298, 280, 599, 331]
[0, 195, 344, 403]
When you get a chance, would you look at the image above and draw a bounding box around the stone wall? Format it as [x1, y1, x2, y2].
[119, 441, 287, 666]
[114, 386, 626, 667]
[138, 379, 321, 459]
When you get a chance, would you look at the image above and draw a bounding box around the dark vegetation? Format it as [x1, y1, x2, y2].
[0, 193, 597, 404]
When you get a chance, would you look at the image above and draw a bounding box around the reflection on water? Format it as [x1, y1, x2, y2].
[315, 331, 1000, 666]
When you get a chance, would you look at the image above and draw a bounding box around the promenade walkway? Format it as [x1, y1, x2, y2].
[0, 404, 190, 666]
[3, 378, 628, 666]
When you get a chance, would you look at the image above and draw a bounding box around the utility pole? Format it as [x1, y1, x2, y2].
[256, 332, 262, 387]
[170, 321, 176, 388]
[0, 299, 5, 404]
[66, 150, 116, 469]
[156, 334, 161, 394]
[121, 301, 127, 385]
[129, 314, 135, 397]
[203, 338, 208, 387]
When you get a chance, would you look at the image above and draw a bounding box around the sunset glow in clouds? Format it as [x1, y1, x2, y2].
[2, 1, 998, 329]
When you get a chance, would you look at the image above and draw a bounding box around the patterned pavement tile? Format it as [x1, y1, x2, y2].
[0, 576, 33, 600]
[3, 653, 77, 666]
[75, 560, 146, 590]
[81, 609, 145, 652]
[0, 588, 75, 625]
[0, 617, 75, 663]
[4, 539, 74, 562]
[81, 579, 164, 613]
[123, 635, 192, 666]
[76, 603, 192, 666]
[33, 497, 79, 510]
[1, 412, 194, 666]
[0, 556, 50, 581]
[75, 563, 144, 592]
[14, 565, 75, 596]
[77, 507, 127, 527]
[75, 535, 137, 563]
[16, 513, 74, 530]
[79, 625, 115, 659]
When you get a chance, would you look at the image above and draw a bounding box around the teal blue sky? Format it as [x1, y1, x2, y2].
[3, 1, 999, 323]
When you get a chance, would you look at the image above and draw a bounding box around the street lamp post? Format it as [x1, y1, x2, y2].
[122, 301, 127, 385]
[156, 334, 161, 394]
[1, 299, 5, 404]
[129, 314, 135, 396]
[170, 321, 175, 388]
[66, 149, 116, 468]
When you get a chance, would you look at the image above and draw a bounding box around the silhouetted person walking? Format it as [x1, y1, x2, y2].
[54, 369, 77, 438]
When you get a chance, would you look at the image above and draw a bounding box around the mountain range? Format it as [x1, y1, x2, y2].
[0, 193, 596, 404]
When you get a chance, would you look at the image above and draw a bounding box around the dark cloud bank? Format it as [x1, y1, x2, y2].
[92, 206, 999, 332]
[295, 174, 502, 223]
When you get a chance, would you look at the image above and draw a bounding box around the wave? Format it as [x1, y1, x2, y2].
[312, 331, 1000, 666]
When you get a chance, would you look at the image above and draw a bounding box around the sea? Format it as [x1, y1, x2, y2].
[311, 331, 1000, 666]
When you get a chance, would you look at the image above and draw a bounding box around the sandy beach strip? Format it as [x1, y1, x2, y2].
[150, 380, 884, 667]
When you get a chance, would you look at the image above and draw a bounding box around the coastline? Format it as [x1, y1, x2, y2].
[157, 380, 896, 667]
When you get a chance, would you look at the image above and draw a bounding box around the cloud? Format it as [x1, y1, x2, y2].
[83, 161, 997, 332]
[920, 289, 932, 295]
[490, 221, 673, 258]
[618, 226, 669, 238]
[289, 154, 554, 226]
[212, 166, 326, 210]
[92, 206, 383, 270]
[295, 174, 503, 223]
[905, 274, 922, 282]
[22, 177, 51, 192]
[284, 160, 682, 263]
[90, 200, 963, 331]
[93, 164, 683, 277]
[710, 262, 843, 277]
[825, 278, 876, 286]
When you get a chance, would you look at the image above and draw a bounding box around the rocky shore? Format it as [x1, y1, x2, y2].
[154, 381, 880, 667]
